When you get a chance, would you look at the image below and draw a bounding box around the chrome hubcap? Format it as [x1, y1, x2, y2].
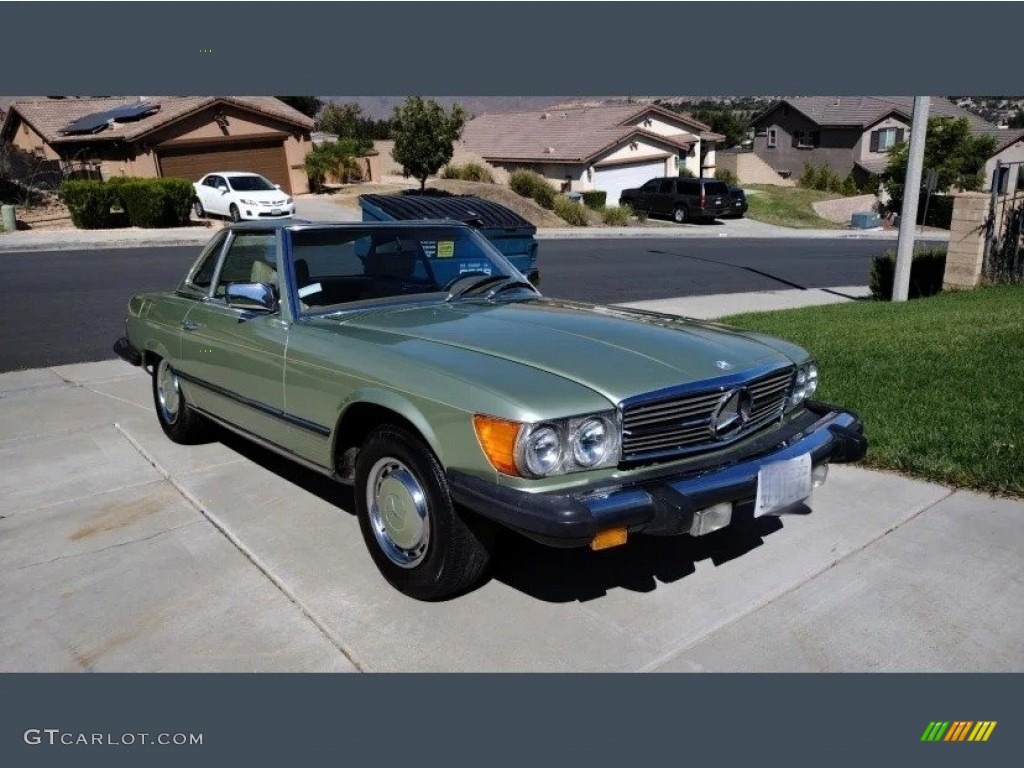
[367, 458, 430, 568]
[156, 360, 181, 424]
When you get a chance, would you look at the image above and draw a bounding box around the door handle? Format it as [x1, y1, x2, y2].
[181, 320, 200, 331]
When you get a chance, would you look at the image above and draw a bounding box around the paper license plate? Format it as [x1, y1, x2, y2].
[754, 454, 812, 517]
[271, 208, 282, 215]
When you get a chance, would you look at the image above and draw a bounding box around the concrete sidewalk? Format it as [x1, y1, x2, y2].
[1, 214, 949, 252]
[621, 285, 871, 319]
[1, 359, 1020, 673]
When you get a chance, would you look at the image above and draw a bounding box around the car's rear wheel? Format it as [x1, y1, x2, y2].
[193, 200, 205, 219]
[673, 206, 688, 224]
[152, 357, 208, 444]
[354, 424, 493, 601]
[229, 204, 241, 223]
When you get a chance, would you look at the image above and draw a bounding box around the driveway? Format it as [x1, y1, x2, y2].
[2, 361, 1020, 672]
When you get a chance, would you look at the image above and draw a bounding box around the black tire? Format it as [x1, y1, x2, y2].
[193, 200, 205, 219]
[673, 206, 688, 224]
[355, 424, 493, 601]
[152, 357, 209, 444]
[229, 204, 241, 223]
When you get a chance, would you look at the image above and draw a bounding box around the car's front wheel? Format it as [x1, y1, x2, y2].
[193, 200, 205, 219]
[152, 357, 208, 444]
[229, 204, 241, 223]
[354, 424, 493, 601]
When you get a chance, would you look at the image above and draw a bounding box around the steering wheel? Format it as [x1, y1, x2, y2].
[442, 271, 491, 291]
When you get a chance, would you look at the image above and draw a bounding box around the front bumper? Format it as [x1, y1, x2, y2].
[240, 206, 295, 220]
[114, 335, 143, 366]
[448, 401, 866, 548]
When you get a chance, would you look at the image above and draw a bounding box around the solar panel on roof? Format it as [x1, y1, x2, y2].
[61, 101, 161, 135]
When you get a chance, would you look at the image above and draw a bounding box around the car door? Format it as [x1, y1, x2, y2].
[635, 178, 661, 211]
[176, 229, 291, 441]
[653, 179, 676, 216]
[205, 175, 229, 216]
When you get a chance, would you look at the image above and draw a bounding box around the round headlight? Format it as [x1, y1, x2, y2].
[572, 417, 612, 467]
[522, 425, 563, 476]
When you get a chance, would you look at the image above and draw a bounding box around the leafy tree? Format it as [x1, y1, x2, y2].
[689, 109, 750, 148]
[1008, 110, 1024, 129]
[276, 96, 322, 119]
[316, 102, 393, 141]
[881, 116, 996, 210]
[390, 97, 468, 191]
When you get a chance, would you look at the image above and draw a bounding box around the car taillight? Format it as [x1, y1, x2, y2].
[699, 195, 707, 209]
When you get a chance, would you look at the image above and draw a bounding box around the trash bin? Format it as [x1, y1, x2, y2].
[0, 204, 16, 232]
[850, 211, 880, 229]
[359, 193, 540, 285]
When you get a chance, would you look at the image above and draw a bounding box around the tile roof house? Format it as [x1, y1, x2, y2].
[749, 96, 1012, 188]
[459, 104, 724, 206]
[1, 96, 315, 194]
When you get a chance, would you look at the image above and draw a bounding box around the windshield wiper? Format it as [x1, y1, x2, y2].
[444, 274, 508, 302]
[483, 279, 538, 300]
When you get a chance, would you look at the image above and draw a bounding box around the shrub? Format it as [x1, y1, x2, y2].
[508, 169, 557, 209]
[869, 246, 947, 300]
[601, 205, 631, 226]
[632, 205, 648, 223]
[115, 178, 193, 228]
[440, 162, 495, 183]
[799, 162, 818, 189]
[59, 180, 119, 229]
[305, 140, 365, 191]
[553, 195, 589, 226]
[581, 190, 607, 210]
[716, 168, 738, 186]
[678, 166, 695, 178]
[841, 174, 859, 196]
[509, 168, 544, 197]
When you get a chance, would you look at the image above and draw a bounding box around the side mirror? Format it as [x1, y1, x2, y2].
[219, 185, 229, 194]
[225, 282, 278, 313]
[274, 184, 282, 190]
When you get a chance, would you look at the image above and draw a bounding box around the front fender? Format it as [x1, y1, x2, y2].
[334, 386, 449, 466]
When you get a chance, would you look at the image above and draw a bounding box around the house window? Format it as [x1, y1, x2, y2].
[794, 130, 820, 149]
[767, 128, 777, 148]
[871, 126, 904, 152]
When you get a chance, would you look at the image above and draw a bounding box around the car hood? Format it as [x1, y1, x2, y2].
[313, 298, 807, 405]
[229, 188, 285, 199]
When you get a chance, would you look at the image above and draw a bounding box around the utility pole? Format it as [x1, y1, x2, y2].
[892, 96, 930, 301]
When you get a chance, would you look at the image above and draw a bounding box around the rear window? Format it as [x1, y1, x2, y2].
[702, 181, 730, 195]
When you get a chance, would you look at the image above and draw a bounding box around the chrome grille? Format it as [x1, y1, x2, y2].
[621, 365, 794, 462]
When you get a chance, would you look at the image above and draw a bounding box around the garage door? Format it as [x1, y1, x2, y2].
[158, 140, 292, 193]
[594, 159, 667, 206]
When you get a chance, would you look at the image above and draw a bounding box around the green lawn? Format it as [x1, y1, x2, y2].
[722, 286, 1024, 496]
[744, 184, 844, 229]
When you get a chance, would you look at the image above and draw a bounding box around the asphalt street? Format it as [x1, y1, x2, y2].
[0, 237, 940, 372]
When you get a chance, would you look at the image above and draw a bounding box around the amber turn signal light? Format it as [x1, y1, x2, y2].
[473, 414, 523, 477]
[590, 527, 628, 551]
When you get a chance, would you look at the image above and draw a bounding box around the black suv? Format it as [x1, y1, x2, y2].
[620, 177, 732, 223]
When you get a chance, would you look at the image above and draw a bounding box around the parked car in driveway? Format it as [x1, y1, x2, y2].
[114, 219, 867, 600]
[192, 171, 295, 222]
[725, 185, 749, 218]
[619, 177, 732, 223]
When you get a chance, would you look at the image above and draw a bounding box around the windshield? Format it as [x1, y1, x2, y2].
[227, 175, 277, 192]
[289, 226, 528, 313]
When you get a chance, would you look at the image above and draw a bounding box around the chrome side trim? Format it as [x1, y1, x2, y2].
[190, 404, 336, 479]
[173, 368, 331, 437]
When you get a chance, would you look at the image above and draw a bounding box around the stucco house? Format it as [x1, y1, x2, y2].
[459, 104, 723, 206]
[750, 96, 1006, 186]
[1, 96, 314, 194]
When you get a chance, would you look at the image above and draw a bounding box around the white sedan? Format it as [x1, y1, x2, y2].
[192, 171, 295, 222]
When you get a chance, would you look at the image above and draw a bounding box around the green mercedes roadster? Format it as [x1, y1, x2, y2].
[115, 219, 866, 600]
